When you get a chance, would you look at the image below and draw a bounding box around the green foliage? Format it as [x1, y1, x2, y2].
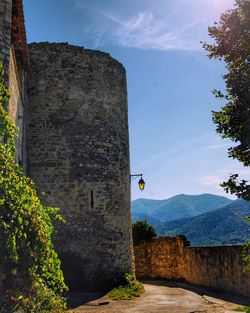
[221, 174, 250, 201]
[233, 306, 250, 312]
[203, 0, 250, 200]
[107, 273, 144, 300]
[132, 220, 157, 246]
[0, 63, 67, 312]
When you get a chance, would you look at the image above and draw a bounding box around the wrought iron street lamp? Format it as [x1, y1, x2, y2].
[130, 174, 145, 191]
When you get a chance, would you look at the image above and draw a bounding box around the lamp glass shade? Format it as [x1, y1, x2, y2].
[138, 177, 145, 191]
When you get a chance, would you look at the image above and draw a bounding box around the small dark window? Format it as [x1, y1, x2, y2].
[18, 158, 22, 167]
[90, 190, 94, 209]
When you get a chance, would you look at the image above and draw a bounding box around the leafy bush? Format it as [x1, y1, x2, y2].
[0, 63, 67, 312]
[233, 307, 250, 313]
[132, 220, 157, 245]
[107, 273, 144, 300]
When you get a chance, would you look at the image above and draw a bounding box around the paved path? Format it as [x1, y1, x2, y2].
[69, 280, 250, 313]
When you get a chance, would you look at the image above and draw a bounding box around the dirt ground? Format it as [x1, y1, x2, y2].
[68, 280, 250, 313]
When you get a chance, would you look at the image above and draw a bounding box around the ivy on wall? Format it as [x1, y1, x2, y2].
[0, 63, 67, 312]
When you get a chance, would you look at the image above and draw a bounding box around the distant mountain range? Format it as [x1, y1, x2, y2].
[158, 200, 250, 246]
[132, 194, 250, 246]
[132, 194, 232, 222]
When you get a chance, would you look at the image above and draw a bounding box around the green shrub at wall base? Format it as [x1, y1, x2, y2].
[107, 273, 144, 300]
[0, 63, 67, 312]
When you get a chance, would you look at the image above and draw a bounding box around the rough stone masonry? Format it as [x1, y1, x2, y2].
[26, 42, 134, 290]
[134, 236, 250, 297]
[0, 0, 27, 167]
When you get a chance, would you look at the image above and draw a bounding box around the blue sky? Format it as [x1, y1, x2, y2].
[23, 0, 248, 200]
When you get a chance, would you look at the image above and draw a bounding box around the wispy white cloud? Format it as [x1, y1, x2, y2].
[71, 0, 235, 51]
[102, 11, 202, 51]
[198, 175, 222, 189]
[206, 143, 230, 150]
[198, 167, 250, 191]
[71, 0, 213, 51]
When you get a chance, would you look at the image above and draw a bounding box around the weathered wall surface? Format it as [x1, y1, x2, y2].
[182, 245, 250, 296]
[0, 0, 12, 77]
[134, 236, 188, 279]
[27, 42, 134, 291]
[134, 236, 250, 297]
[0, 0, 27, 168]
[0, 0, 28, 80]
[8, 46, 26, 166]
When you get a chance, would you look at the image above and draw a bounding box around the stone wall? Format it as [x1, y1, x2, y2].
[134, 236, 188, 279]
[8, 46, 26, 166]
[27, 42, 134, 291]
[182, 245, 250, 296]
[134, 236, 250, 297]
[0, 0, 12, 77]
[0, 0, 28, 80]
[0, 0, 27, 167]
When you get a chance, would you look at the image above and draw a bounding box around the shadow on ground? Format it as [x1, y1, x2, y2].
[142, 280, 250, 307]
[67, 292, 106, 309]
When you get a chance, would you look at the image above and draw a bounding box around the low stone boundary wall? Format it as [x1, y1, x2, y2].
[134, 236, 250, 297]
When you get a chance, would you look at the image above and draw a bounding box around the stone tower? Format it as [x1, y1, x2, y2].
[27, 42, 134, 290]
